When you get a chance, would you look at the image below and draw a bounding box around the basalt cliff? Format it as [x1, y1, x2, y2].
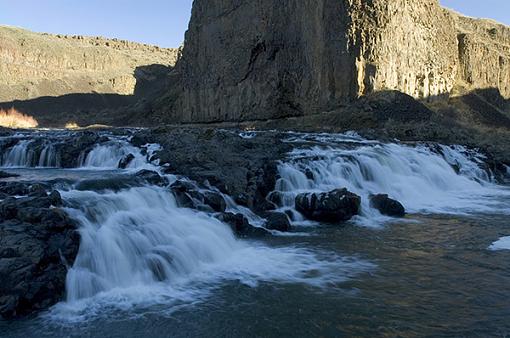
[151, 0, 510, 128]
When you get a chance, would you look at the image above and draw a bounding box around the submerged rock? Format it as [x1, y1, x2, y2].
[369, 194, 406, 217]
[295, 188, 361, 223]
[0, 191, 79, 319]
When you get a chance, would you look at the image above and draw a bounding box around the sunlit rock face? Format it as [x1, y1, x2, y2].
[350, 0, 458, 99]
[0, 26, 181, 102]
[164, 0, 510, 122]
[455, 15, 510, 98]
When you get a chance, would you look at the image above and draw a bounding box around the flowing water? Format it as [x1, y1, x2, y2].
[1, 130, 510, 337]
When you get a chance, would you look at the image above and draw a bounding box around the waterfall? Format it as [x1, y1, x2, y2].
[0, 132, 157, 169]
[52, 185, 371, 317]
[38, 144, 61, 167]
[274, 134, 510, 223]
[79, 141, 154, 170]
[1, 140, 35, 167]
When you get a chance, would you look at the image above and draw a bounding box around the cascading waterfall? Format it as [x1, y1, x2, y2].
[53, 185, 370, 317]
[79, 141, 151, 169]
[1, 139, 36, 167]
[38, 144, 61, 168]
[0, 132, 157, 169]
[274, 134, 510, 223]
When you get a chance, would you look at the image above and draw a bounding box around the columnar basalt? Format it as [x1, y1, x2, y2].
[160, 0, 510, 123]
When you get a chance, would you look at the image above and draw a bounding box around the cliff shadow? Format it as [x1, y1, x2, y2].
[424, 87, 510, 130]
[0, 63, 174, 128]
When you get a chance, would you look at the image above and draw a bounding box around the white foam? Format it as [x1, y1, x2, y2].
[489, 236, 510, 251]
[274, 134, 510, 227]
[51, 185, 373, 321]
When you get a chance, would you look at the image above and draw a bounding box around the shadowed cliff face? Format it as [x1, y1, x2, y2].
[169, 0, 356, 123]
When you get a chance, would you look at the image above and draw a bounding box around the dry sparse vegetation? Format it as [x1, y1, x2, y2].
[65, 122, 80, 129]
[0, 108, 38, 128]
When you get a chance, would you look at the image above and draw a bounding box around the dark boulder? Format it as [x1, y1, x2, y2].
[369, 194, 406, 217]
[203, 191, 227, 212]
[264, 212, 291, 232]
[295, 188, 361, 222]
[118, 153, 135, 169]
[171, 190, 196, 209]
[135, 170, 168, 186]
[216, 212, 269, 238]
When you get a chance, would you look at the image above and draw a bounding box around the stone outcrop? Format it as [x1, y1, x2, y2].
[158, 0, 510, 123]
[0, 26, 180, 102]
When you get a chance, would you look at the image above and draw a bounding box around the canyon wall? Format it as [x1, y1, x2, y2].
[169, 0, 358, 122]
[0, 26, 180, 102]
[455, 15, 510, 98]
[161, 0, 510, 123]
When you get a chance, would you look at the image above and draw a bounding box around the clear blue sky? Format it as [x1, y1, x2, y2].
[0, 1, 508, 48]
[0, 0, 193, 47]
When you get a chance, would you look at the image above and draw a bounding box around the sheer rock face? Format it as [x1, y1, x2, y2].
[455, 15, 510, 98]
[0, 26, 180, 102]
[164, 0, 510, 123]
[350, 0, 458, 99]
[172, 0, 357, 123]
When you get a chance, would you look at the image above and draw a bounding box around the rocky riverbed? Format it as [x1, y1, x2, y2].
[0, 126, 509, 326]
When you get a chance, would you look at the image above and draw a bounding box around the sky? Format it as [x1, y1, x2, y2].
[0, 1, 508, 48]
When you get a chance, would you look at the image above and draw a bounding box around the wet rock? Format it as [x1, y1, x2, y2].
[305, 168, 315, 180]
[135, 170, 168, 186]
[0, 171, 18, 179]
[216, 212, 269, 238]
[76, 177, 138, 192]
[295, 188, 361, 223]
[170, 180, 197, 193]
[264, 212, 291, 232]
[138, 128, 292, 215]
[171, 190, 195, 209]
[28, 184, 48, 197]
[118, 153, 135, 169]
[0, 182, 29, 196]
[48, 190, 63, 206]
[369, 194, 406, 217]
[0, 194, 79, 319]
[203, 191, 226, 212]
[267, 191, 284, 207]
